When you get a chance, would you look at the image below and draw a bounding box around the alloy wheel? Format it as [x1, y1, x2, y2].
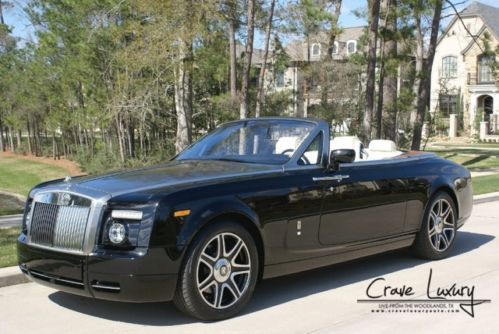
[428, 198, 455, 252]
[196, 232, 251, 309]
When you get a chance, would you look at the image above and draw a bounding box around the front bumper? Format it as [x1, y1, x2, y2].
[17, 234, 179, 303]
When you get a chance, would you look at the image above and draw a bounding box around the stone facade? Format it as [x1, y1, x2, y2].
[430, 2, 499, 136]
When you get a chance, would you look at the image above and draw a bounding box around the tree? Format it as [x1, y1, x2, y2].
[326, 0, 342, 61]
[381, 0, 398, 141]
[411, 0, 443, 150]
[255, 0, 276, 118]
[221, 0, 240, 100]
[362, 0, 381, 141]
[239, 0, 256, 119]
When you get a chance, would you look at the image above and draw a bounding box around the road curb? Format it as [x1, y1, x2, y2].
[473, 192, 499, 204]
[0, 266, 30, 288]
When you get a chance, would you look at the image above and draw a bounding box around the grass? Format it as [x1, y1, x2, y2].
[0, 227, 20, 268]
[0, 156, 68, 196]
[0, 194, 24, 216]
[433, 151, 499, 171]
[472, 174, 499, 195]
[428, 142, 499, 148]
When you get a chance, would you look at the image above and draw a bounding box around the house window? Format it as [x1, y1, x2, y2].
[332, 41, 339, 55]
[275, 71, 285, 88]
[311, 43, 321, 56]
[442, 56, 457, 77]
[346, 40, 356, 54]
[439, 94, 458, 117]
[478, 54, 495, 83]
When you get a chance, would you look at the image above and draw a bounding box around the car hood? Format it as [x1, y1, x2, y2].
[44, 160, 282, 198]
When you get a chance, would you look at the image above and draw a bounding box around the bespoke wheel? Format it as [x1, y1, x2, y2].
[412, 192, 457, 260]
[196, 233, 251, 309]
[427, 198, 455, 252]
[174, 221, 259, 321]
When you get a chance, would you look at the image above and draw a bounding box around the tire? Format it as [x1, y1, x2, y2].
[173, 220, 259, 321]
[412, 191, 458, 260]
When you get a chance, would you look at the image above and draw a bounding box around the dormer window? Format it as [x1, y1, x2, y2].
[346, 40, 357, 54]
[311, 43, 321, 57]
[442, 56, 457, 78]
[332, 41, 339, 55]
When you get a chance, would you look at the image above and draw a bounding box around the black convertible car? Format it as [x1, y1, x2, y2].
[17, 118, 473, 320]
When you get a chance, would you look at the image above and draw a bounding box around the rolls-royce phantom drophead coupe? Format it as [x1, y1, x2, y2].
[18, 118, 473, 320]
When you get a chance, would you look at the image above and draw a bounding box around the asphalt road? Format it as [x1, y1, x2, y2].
[1, 201, 498, 334]
[0, 214, 22, 228]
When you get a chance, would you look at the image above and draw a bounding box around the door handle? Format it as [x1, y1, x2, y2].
[313, 175, 350, 182]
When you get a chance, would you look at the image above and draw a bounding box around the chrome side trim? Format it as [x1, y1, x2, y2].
[313, 175, 350, 182]
[91, 284, 121, 291]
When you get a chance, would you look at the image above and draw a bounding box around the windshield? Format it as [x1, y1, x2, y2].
[176, 119, 316, 164]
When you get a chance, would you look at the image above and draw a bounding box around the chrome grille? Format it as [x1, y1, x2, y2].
[30, 203, 59, 246]
[29, 193, 92, 252]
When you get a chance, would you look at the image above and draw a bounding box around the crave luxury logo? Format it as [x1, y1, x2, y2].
[357, 269, 491, 318]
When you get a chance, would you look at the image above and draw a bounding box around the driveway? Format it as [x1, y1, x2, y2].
[0, 214, 22, 228]
[0, 201, 498, 334]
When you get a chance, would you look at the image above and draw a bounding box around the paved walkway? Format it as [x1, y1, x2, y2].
[0, 201, 498, 334]
[0, 215, 23, 228]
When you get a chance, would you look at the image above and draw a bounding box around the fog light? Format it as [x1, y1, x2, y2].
[108, 222, 126, 244]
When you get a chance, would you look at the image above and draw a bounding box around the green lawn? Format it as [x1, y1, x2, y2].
[473, 174, 499, 195]
[0, 157, 68, 196]
[428, 148, 499, 194]
[0, 194, 24, 216]
[433, 151, 499, 171]
[0, 227, 20, 268]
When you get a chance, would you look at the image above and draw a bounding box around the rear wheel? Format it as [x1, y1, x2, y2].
[174, 220, 259, 321]
[412, 192, 457, 260]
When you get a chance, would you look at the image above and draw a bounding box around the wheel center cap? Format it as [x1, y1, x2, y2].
[214, 258, 231, 283]
[435, 217, 444, 234]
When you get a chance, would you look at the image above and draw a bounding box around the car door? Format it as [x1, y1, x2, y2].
[318, 161, 408, 246]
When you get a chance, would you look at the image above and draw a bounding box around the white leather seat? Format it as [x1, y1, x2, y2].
[365, 139, 402, 160]
[275, 136, 300, 155]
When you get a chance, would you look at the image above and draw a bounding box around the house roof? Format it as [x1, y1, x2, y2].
[460, 1, 499, 39]
[438, 1, 499, 46]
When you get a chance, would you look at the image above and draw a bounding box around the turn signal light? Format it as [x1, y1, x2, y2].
[174, 209, 191, 218]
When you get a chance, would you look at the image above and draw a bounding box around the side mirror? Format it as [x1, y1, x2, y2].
[329, 149, 356, 170]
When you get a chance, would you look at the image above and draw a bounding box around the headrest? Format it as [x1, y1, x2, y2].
[369, 140, 397, 152]
[330, 136, 361, 150]
[276, 136, 300, 153]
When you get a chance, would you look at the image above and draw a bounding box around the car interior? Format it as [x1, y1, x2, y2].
[276, 135, 403, 165]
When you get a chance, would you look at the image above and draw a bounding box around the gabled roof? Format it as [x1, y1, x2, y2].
[460, 1, 499, 39]
[438, 1, 499, 46]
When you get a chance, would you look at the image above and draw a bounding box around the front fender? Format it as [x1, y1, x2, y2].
[429, 171, 472, 222]
[176, 196, 261, 247]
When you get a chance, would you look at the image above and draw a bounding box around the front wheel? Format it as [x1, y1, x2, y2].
[173, 221, 259, 321]
[412, 192, 457, 260]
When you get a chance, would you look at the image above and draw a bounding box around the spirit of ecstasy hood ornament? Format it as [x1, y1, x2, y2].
[64, 176, 72, 189]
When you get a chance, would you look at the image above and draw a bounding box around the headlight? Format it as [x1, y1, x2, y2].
[108, 222, 127, 245]
[111, 210, 143, 220]
[22, 199, 33, 234]
[101, 211, 143, 249]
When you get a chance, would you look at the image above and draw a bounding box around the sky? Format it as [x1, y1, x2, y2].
[2, 0, 499, 46]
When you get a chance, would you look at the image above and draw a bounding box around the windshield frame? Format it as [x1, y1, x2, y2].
[174, 117, 329, 168]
